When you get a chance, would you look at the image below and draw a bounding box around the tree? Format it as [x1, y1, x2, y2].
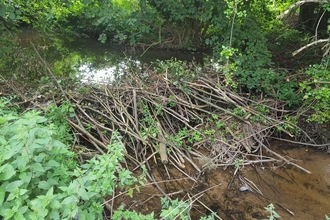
[147, 0, 227, 48]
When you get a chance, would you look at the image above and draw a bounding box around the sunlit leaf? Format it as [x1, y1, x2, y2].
[0, 164, 15, 181]
[127, 188, 133, 198]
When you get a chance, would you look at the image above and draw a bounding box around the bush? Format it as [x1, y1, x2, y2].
[0, 98, 141, 219]
[300, 59, 330, 123]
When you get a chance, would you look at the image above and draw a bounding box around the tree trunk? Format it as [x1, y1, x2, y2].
[298, 2, 329, 33]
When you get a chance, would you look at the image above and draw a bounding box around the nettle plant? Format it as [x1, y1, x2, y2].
[300, 60, 330, 123]
[0, 98, 142, 219]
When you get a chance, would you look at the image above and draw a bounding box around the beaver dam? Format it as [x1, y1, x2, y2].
[1, 40, 330, 219]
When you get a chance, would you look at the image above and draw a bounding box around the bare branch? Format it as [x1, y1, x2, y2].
[292, 38, 329, 56]
[277, 0, 329, 20]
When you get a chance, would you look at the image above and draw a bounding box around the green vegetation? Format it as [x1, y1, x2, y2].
[0, 98, 143, 219]
[263, 203, 281, 220]
[300, 60, 330, 123]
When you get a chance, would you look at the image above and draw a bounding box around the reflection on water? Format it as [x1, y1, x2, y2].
[63, 35, 207, 83]
[14, 28, 208, 84]
[78, 60, 136, 84]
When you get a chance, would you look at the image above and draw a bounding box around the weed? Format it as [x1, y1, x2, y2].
[204, 129, 216, 135]
[167, 127, 188, 148]
[216, 121, 225, 129]
[0, 100, 144, 219]
[192, 131, 203, 142]
[263, 203, 280, 220]
[168, 95, 177, 108]
[233, 159, 243, 169]
[140, 101, 159, 140]
[300, 60, 330, 123]
[160, 198, 190, 220]
[233, 107, 249, 118]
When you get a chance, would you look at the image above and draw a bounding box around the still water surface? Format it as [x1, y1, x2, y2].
[17, 28, 207, 83]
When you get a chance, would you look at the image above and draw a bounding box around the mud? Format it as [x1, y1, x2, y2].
[110, 142, 330, 219]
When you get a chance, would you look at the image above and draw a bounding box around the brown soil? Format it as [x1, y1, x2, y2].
[107, 142, 330, 220]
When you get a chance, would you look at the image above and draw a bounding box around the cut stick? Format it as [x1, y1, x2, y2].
[157, 122, 168, 164]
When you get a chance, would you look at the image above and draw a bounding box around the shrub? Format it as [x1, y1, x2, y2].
[0, 98, 141, 219]
[300, 59, 330, 123]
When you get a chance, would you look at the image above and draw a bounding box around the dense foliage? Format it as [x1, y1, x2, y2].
[0, 98, 143, 219]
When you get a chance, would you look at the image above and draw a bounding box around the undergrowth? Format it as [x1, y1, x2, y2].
[0, 98, 143, 219]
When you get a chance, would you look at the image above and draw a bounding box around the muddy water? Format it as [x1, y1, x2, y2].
[113, 143, 330, 220]
[241, 143, 330, 219]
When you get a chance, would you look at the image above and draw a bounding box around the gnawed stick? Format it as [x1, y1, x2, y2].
[157, 122, 168, 164]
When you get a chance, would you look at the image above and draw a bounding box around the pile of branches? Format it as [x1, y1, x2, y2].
[2, 52, 322, 218]
[1, 59, 316, 177]
[55, 65, 313, 176]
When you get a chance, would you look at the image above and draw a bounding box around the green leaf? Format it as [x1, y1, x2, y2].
[46, 160, 60, 168]
[1, 208, 14, 219]
[135, 185, 140, 193]
[0, 189, 5, 206]
[62, 195, 78, 205]
[32, 163, 45, 173]
[0, 164, 15, 181]
[35, 116, 47, 123]
[49, 209, 60, 219]
[273, 212, 281, 218]
[78, 187, 89, 200]
[50, 199, 61, 209]
[29, 143, 43, 151]
[19, 189, 28, 196]
[34, 153, 47, 163]
[127, 188, 133, 198]
[38, 181, 51, 190]
[46, 187, 54, 197]
[0, 4, 6, 17]
[35, 137, 51, 145]
[46, 178, 59, 186]
[5, 180, 23, 192]
[52, 140, 66, 148]
[17, 205, 28, 214]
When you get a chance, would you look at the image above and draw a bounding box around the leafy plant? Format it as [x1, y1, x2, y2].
[160, 198, 190, 220]
[140, 101, 159, 140]
[112, 205, 155, 220]
[0, 99, 143, 219]
[168, 95, 177, 108]
[300, 60, 330, 123]
[44, 101, 76, 144]
[263, 203, 280, 220]
[167, 127, 188, 148]
[233, 107, 249, 118]
[233, 159, 243, 169]
[326, 214, 330, 220]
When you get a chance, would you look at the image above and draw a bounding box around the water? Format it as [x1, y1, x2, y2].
[242, 142, 330, 219]
[15, 28, 207, 84]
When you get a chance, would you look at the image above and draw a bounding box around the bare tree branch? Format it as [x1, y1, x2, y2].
[292, 38, 329, 56]
[277, 0, 329, 20]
